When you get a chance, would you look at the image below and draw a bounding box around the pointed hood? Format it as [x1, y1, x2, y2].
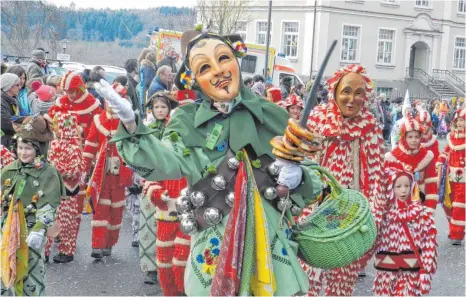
[402, 89, 411, 117]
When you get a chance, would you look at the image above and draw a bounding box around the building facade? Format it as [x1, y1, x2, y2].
[239, 0, 465, 98]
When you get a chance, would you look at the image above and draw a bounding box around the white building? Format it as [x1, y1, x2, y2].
[238, 0, 465, 98]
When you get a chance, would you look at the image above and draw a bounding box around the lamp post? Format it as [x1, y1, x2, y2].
[59, 39, 69, 54]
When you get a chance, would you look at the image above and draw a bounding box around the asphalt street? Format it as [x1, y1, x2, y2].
[46, 139, 465, 296]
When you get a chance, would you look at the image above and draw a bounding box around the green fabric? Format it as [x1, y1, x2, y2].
[139, 196, 157, 273]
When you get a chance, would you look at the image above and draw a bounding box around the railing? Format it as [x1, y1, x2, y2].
[432, 69, 465, 93]
[406, 67, 438, 86]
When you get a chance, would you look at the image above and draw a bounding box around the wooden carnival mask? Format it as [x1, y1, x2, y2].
[335, 72, 366, 118]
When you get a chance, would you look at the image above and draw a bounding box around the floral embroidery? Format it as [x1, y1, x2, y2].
[34, 155, 45, 169]
[196, 237, 220, 275]
[455, 169, 464, 182]
[4, 179, 11, 186]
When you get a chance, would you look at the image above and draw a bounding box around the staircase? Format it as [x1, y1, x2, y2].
[406, 68, 463, 98]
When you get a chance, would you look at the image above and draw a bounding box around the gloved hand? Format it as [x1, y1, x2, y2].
[96, 79, 135, 124]
[274, 158, 302, 190]
[26, 229, 45, 250]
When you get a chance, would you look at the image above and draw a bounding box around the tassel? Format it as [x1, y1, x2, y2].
[412, 184, 420, 202]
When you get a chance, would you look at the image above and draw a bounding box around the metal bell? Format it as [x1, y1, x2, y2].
[180, 218, 198, 235]
[277, 198, 293, 212]
[227, 157, 240, 170]
[175, 195, 192, 214]
[180, 188, 189, 197]
[263, 187, 277, 200]
[290, 205, 303, 216]
[190, 191, 207, 207]
[267, 163, 280, 176]
[178, 211, 195, 221]
[225, 192, 235, 207]
[211, 175, 227, 191]
[203, 207, 223, 226]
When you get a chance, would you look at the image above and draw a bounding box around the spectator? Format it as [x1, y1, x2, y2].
[28, 83, 56, 115]
[280, 76, 292, 100]
[26, 49, 48, 87]
[148, 65, 172, 99]
[87, 66, 106, 108]
[379, 93, 392, 141]
[138, 51, 157, 111]
[293, 83, 305, 97]
[113, 75, 128, 86]
[252, 74, 265, 83]
[1, 73, 20, 148]
[7, 65, 31, 116]
[251, 80, 266, 97]
[81, 69, 91, 83]
[317, 83, 329, 104]
[157, 47, 178, 74]
[124, 58, 140, 112]
[244, 77, 253, 89]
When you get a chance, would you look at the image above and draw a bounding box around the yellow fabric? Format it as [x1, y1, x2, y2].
[445, 175, 452, 209]
[84, 188, 93, 214]
[1, 199, 28, 295]
[245, 153, 276, 296]
[412, 184, 420, 202]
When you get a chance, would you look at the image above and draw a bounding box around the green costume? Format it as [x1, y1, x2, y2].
[114, 86, 322, 296]
[1, 159, 65, 296]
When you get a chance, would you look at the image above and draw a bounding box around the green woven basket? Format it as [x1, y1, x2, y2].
[292, 166, 377, 269]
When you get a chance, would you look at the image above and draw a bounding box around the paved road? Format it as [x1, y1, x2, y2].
[46, 139, 465, 296]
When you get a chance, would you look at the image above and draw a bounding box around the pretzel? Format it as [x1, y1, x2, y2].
[272, 148, 304, 162]
[270, 136, 304, 157]
[288, 118, 314, 141]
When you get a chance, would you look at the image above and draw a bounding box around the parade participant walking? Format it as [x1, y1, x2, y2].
[303, 64, 385, 296]
[45, 104, 86, 263]
[102, 26, 323, 296]
[83, 84, 134, 259]
[385, 116, 439, 211]
[416, 109, 440, 161]
[391, 91, 412, 149]
[437, 107, 466, 245]
[373, 168, 437, 296]
[282, 92, 304, 120]
[1, 115, 65, 296]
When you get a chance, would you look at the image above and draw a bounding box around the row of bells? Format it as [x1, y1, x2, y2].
[175, 157, 303, 235]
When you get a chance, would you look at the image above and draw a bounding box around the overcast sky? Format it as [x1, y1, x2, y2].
[44, 0, 196, 9]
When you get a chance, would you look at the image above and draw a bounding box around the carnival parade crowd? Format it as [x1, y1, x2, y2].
[0, 27, 465, 297]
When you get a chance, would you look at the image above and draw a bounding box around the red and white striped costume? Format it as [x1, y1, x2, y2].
[373, 168, 437, 296]
[416, 110, 440, 161]
[145, 178, 190, 296]
[302, 64, 385, 296]
[46, 104, 86, 257]
[83, 111, 133, 249]
[437, 108, 466, 241]
[385, 117, 439, 211]
[0, 145, 15, 169]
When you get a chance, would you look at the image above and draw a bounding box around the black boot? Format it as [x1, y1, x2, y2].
[53, 253, 74, 263]
[131, 241, 139, 247]
[91, 249, 103, 259]
[144, 271, 158, 284]
[102, 248, 112, 256]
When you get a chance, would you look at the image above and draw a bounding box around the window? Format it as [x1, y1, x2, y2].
[279, 73, 300, 86]
[281, 22, 299, 58]
[256, 21, 272, 45]
[454, 37, 466, 70]
[236, 21, 248, 41]
[415, 0, 430, 8]
[377, 29, 395, 65]
[459, 0, 466, 13]
[341, 25, 360, 62]
[376, 87, 393, 97]
[241, 55, 257, 73]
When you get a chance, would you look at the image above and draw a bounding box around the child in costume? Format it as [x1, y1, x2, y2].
[83, 84, 133, 259]
[44, 104, 85, 263]
[282, 92, 304, 120]
[373, 168, 437, 296]
[437, 107, 466, 245]
[385, 116, 439, 212]
[1, 115, 65, 296]
[100, 26, 323, 296]
[416, 109, 440, 161]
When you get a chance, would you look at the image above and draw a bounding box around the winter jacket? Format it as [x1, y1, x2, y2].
[17, 88, 32, 116]
[126, 73, 139, 112]
[147, 76, 168, 100]
[26, 60, 47, 87]
[137, 59, 156, 109]
[156, 56, 177, 74]
[381, 101, 392, 130]
[86, 82, 105, 108]
[1, 91, 18, 148]
[28, 92, 55, 115]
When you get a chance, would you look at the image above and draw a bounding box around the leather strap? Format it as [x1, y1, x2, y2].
[402, 222, 424, 271]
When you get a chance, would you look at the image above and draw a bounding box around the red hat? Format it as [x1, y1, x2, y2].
[31, 80, 42, 92]
[60, 71, 85, 92]
[415, 109, 431, 127]
[453, 107, 466, 121]
[112, 83, 128, 98]
[266, 87, 282, 103]
[174, 90, 196, 106]
[401, 115, 423, 136]
[36, 85, 56, 102]
[283, 93, 304, 109]
[384, 167, 416, 205]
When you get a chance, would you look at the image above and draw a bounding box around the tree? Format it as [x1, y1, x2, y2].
[196, 0, 252, 35]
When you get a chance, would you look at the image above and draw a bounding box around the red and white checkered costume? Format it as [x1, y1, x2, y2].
[45, 104, 86, 257]
[373, 168, 438, 296]
[437, 108, 466, 241]
[416, 110, 440, 161]
[385, 117, 439, 211]
[0, 145, 15, 169]
[83, 111, 133, 249]
[144, 178, 190, 296]
[301, 64, 385, 296]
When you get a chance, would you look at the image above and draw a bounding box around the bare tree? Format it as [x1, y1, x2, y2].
[196, 0, 252, 35]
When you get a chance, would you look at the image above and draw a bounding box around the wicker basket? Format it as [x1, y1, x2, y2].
[292, 166, 377, 269]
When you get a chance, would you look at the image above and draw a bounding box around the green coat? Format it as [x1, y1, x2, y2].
[1, 160, 65, 231]
[113, 87, 322, 296]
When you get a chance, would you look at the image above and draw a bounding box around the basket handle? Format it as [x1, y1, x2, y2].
[310, 165, 343, 195]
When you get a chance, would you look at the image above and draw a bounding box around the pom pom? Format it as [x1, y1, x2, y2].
[169, 132, 179, 142]
[235, 151, 244, 161]
[252, 159, 261, 168]
[194, 24, 204, 32]
[207, 164, 217, 175]
[183, 148, 191, 157]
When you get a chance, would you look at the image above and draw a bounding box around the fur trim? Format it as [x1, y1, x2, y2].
[140, 58, 156, 69]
